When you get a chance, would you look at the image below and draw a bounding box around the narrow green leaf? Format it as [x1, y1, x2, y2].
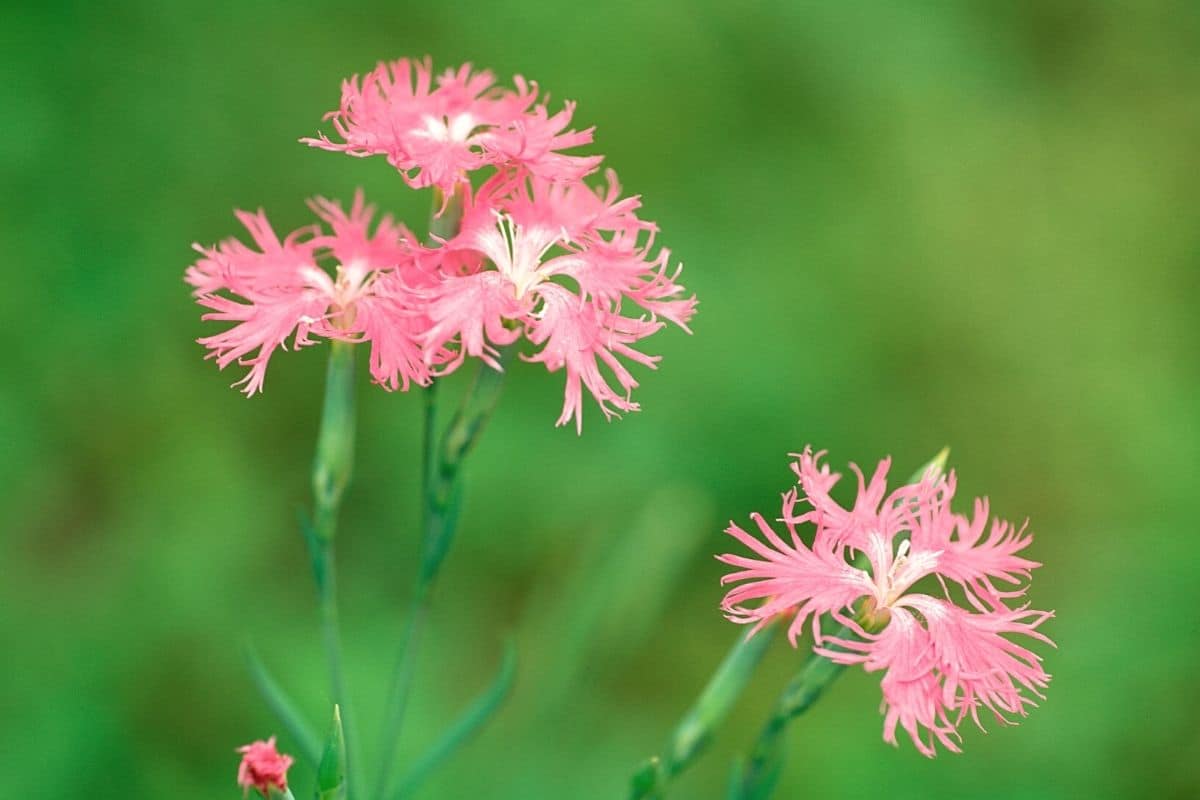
[317, 705, 347, 800]
[390, 638, 518, 799]
[243, 644, 321, 766]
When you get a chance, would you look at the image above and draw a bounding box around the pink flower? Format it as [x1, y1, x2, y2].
[718, 448, 1054, 756]
[236, 736, 293, 797]
[303, 58, 601, 193]
[293, 58, 694, 429]
[419, 169, 695, 432]
[186, 191, 436, 395]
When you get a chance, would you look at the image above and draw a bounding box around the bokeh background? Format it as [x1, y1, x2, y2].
[3, 1, 1198, 798]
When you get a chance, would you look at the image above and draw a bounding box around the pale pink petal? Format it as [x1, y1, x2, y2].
[337, 292, 430, 391]
[302, 58, 438, 167]
[422, 270, 526, 373]
[785, 448, 893, 550]
[523, 283, 662, 433]
[505, 170, 653, 241]
[480, 100, 603, 181]
[196, 290, 328, 396]
[552, 234, 673, 313]
[188, 208, 331, 394]
[718, 510, 874, 645]
[910, 491, 1041, 605]
[817, 608, 961, 757]
[900, 594, 1053, 730]
[614, 243, 697, 331]
[308, 190, 417, 270]
[187, 210, 319, 296]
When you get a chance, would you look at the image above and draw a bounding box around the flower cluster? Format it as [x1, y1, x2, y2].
[718, 448, 1054, 756]
[188, 57, 694, 431]
[236, 737, 293, 797]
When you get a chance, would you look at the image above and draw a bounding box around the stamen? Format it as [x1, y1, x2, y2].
[488, 213, 567, 299]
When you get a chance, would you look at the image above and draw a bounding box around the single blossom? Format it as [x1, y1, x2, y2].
[718, 448, 1054, 756]
[303, 57, 602, 193]
[419, 169, 696, 432]
[236, 736, 293, 797]
[186, 191, 436, 395]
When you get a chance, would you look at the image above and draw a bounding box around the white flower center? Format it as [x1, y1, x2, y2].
[300, 261, 373, 328]
[475, 214, 568, 299]
[882, 539, 913, 606]
[865, 533, 939, 609]
[413, 112, 478, 143]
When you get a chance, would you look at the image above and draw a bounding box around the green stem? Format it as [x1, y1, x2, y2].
[730, 626, 851, 800]
[306, 339, 361, 799]
[374, 351, 511, 799]
[372, 184, 503, 798]
[312, 340, 356, 541]
[630, 621, 780, 800]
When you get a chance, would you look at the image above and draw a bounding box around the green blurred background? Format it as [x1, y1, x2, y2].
[3, 1, 1198, 797]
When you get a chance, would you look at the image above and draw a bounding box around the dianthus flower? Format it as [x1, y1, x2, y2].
[303, 57, 602, 193]
[187, 191, 435, 395]
[419, 168, 696, 432]
[718, 448, 1054, 756]
[293, 57, 694, 429]
[236, 736, 293, 797]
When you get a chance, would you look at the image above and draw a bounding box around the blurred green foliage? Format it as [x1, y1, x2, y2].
[2, 1, 1198, 798]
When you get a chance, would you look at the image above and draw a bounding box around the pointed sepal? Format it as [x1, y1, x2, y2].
[316, 705, 347, 800]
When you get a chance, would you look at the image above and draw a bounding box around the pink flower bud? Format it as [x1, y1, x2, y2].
[236, 736, 293, 797]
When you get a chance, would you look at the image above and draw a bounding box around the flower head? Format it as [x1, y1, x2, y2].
[196, 57, 695, 429]
[718, 447, 1054, 756]
[420, 169, 695, 432]
[303, 58, 601, 193]
[236, 736, 293, 797]
[187, 191, 436, 395]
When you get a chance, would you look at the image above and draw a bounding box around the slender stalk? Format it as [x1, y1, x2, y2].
[317, 549, 354, 790]
[630, 621, 781, 800]
[374, 356, 511, 798]
[374, 183, 506, 799]
[729, 626, 851, 800]
[306, 339, 361, 798]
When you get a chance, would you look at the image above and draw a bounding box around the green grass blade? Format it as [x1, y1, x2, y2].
[389, 638, 518, 799]
[243, 643, 321, 766]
